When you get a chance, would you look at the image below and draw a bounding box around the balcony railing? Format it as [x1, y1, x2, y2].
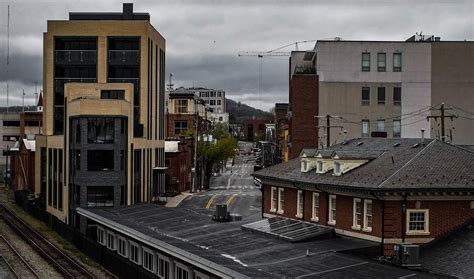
[55, 50, 97, 65]
[108, 50, 140, 65]
[55, 78, 97, 93]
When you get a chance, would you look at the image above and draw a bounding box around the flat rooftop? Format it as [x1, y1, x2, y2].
[79, 204, 440, 278]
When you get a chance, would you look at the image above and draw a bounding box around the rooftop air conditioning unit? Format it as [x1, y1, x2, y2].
[394, 243, 421, 269]
[212, 204, 230, 222]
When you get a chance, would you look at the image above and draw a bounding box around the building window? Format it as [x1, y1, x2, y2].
[101, 90, 125, 99]
[328, 195, 336, 225]
[210, 100, 216, 106]
[377, 120, 385, 132]
[393, 87, 401, 105]
[377, 53, 386, 72]
[312, 192, 319, 222]
[97, 227, 105, 245]
[87, 186, 114, 207]
[278, 188, 284, 214]
[158, 257, 170, 279]
[407, 209, 430, 234]
[117, 236, 128, 257]
[361, 52, 370, 71]
[296, 190, 303, 218]
[333, 162, 341, 175]
[362, 120, 370, 138]
[363, 200, 373, 232]
[130, 242, 141, 264]
[317, 161, 323, 172]
[106, 231, 116, 250]
[377, 87, 385, 104]
[301, 160, 307, 171]
[176, 264, 189, 279]
[142, 248, 155, 272]
[87, 150, 114, 171]
[175, 99, 188, 113]
[210, 91, 216, 97]
[216, 99, 221, 106]
[361, 87, 370, 105]
[217, 92, 222, 97]
[174, 121, 188, 136]
[87, 117, 115, 144]
[393, 120, 401, 138]
[352, 198, 362, 230]
[270, 187, 277, 212]
[393, 53, 402, 72]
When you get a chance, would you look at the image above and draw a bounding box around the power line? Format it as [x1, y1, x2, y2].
[427, 102, 458, 142]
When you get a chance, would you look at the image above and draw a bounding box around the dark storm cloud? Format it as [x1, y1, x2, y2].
[0, 0, 473, 110]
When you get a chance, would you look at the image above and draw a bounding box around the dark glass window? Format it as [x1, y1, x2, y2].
[101, 90, 125, 99]
[87, 117, 115, 144]
[377, 53, 386, 72]
[393, 53, 402, 72]
[174, 121, 188, 135]
[378, 87, 386, 105]
[2, 121, 20, 127]
[361, 52, 370, 71]
[87, 150, 114, 171]
[87, 186, 114, 207]
[393, 87, 401, 105]
[362, 87, 370, 105]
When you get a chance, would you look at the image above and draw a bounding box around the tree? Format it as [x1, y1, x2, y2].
[212, 122, 230, 140]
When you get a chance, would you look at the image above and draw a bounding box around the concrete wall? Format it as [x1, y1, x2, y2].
[431, 42, 474, 144]
[315, 41, 432, 142]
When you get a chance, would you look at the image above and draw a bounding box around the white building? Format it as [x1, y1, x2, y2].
[307, 34, 474, 144]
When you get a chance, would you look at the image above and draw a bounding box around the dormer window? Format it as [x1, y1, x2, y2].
[318, 161, 323, 172]
[334, 162, 341, 175]
[302, 160, 308, 171]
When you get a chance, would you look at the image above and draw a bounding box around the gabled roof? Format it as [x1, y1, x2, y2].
[254, 138, 474, 191]
[300, 148, 318, 157]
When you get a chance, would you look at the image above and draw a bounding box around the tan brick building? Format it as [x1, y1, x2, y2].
[35, 4, 166, 228]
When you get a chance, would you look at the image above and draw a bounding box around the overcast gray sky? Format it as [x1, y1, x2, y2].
[0, 0, 473, 110]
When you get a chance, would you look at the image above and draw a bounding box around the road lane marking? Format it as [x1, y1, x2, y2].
[226, 194, 237, 207]
[205, 194, 216, 209]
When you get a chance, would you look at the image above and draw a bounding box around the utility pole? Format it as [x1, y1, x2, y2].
[427, 103, 458, 142]
[315, 114, 344, 147]
[6, 5, 10, 112]
[192, 98, 199, 193]
[22, 90, 25, 112]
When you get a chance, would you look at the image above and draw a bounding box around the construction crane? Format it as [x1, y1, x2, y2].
[237, 40, 318, 98]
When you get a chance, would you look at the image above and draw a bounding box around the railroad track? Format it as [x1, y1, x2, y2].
[0, 234, 40, 278]
[0, 204, 95, 279]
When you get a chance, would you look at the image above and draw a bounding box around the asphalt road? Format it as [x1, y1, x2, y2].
[178, 142, 262, 222]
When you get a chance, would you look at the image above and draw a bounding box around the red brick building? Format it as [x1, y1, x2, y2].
[242, 118, 273, 142]
[274, 103, 289, 162]
[254, 138, 474, 255]
[164, 139, 193, 193]
[288, 51, 319, 159]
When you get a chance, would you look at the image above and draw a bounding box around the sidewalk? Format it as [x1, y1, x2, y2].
[164, 192, 193, 208]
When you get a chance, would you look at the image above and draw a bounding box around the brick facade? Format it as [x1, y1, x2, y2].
[165, 139, 193, 193]
[262, 183, 474, 255]
[242, 118, 273, 142]
[288, 74, 319, 159]
[166, 113, 195, 138]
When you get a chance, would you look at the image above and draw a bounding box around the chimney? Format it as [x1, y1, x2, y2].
[123, 3, 133, 20]
[421, 129, 425, 142]
[343, 130, 347, 142]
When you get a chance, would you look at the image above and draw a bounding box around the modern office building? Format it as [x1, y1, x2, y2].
[288, 34, 474, 150]
[35, 3, 167, 228]
[190, 87, 226, 113]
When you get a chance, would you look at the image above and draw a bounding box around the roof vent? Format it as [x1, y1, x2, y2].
[357, 142, 363, 146]
[412, 143, 420, 148]
[393, 143, 400, 147]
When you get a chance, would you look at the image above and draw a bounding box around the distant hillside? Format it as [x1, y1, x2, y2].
[226, 99, 273, 124]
